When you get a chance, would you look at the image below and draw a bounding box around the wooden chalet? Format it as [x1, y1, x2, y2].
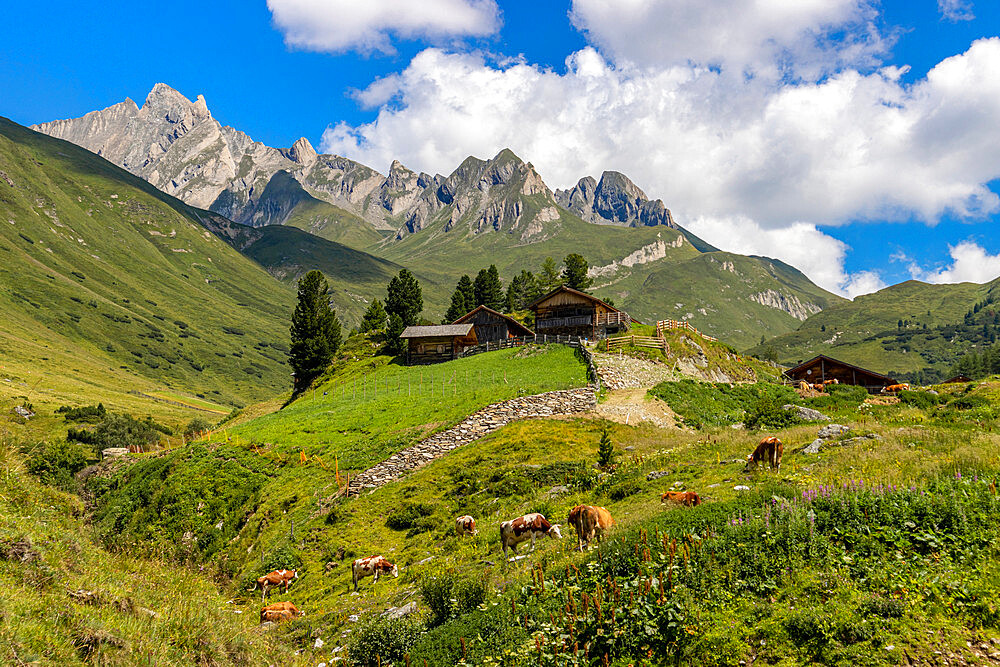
[400, 324, 478, 365]
[784, 354, 896, 392]
[452, 305, 534, 344]
[943, 374, 973, 384]
[527, 285, 631, 339]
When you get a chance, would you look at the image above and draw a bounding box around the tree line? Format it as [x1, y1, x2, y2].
[287, 254, 596, 390]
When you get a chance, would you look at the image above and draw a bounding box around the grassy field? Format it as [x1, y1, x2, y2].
[144, 390, 231, 414]
[76, 333, 1000, 665]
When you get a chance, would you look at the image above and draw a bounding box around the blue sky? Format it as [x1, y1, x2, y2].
[2, 0, 1000, 297]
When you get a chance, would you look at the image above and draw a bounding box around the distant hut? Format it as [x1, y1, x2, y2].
[400, 324, 478, 365]
[452, 305, 534, 344]
[943, 374, 973, 384]
[784, 354, 896, 393]
[527, 286, 631, 339]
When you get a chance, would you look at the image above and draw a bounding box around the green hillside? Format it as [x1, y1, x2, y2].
[749, 278, 1000, 382]
[83, 342, 1000, 665]
[0, 117, 306, 408]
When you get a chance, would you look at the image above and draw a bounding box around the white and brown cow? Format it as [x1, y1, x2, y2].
[455, 515, 478, 537]
[352, 555, 398, 591]
[500, 513, 562, 557]
[259, 600, 304, 624]
[567, 505, 614, 551]
[745, 436, 783, 472]
[881, 383, 910, 394]
[255, 569, 297, 602]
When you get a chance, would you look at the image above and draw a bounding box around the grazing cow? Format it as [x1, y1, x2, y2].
[352, 556, 398, 592]
[455, 515, 478, 537]
[881, 383, 910, 394]
[798, 380, 810, 392]
[260, 601, 303, 623]
[746, 436, 783, 472]
[661, 491, 701, 507]
[811, 383, 826, 392]
[567, 505, 614, 551]
[823, 378, 839, 386]
[255, 569, 297, 602]
[499, 513, 562, 557]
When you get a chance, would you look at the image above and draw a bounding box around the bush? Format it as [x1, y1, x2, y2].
[26, 441, 92, 489]
[419, 571, 489, 627]
[347, 615, 423, 667]
[744, 392, 801, 430]
[55, 403, 107, 423]
[649, 380, 798, 429]
[898, 390, 944, 410]
[184, 417, 212, 439]
[385, 502, 434, 531]
[68, 414, 168, 454]
[606, 479, 641, 501]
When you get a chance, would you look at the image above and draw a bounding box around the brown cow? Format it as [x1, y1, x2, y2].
[352, 556, 398, 591]
[745, 436, 783, 472]
[661, 491, 701, 507]
[881, 383, 910, 394]
[255, 569, 297, 602]
[455, 515, 478, 537]
[823, 378, 839, 386]
[567, 505, 614, 551]
[798, 380, 810, 392]
[500, 513, 562, 557]
[811, 383, 826, 392]
[260, 601, 304, 623]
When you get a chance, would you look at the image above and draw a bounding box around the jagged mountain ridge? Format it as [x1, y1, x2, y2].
[32, 84, 844, 346]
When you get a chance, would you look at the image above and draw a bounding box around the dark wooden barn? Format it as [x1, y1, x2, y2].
[400, 324, 478, 365]
[527, 286, 631, 339]
[452, 305, 534, 344]
[784, 354, 896, 392]
[943, 374, 973, 384]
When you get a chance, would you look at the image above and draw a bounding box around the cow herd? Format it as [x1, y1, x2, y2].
[253, 435, 785, 624]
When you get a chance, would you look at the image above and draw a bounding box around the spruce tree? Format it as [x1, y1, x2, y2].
[385, 269, 423, 326]
[562, 253, 593, 291]
[360, 298, 388, 333]
[444, 274, 475, 322]
[473, 265, 505, 311]
[506, 270, 540, 311]
[597, 428, 615, 468]
[386, 312, 407, 355]
[288, 270, 342, 389]
[539, 256, 561, 292]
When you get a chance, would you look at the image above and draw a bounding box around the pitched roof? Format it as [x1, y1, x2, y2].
[784, 354, 895, 384]
[399, 323, 475, 338]
[452, 305, 535, 335]
[526, 285, 622, 313]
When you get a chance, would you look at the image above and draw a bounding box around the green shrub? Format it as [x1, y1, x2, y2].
[898, 390, 944, 410]
[346, 615, 423, 667]
[419, 571, 489, 627]
[857, 596, 904, 619]
[55, 403, 107, 422]
[409, 603, 528, 665]
[385, 502, 434, 530]
[648, 380, 797, 429]
[606, 479, 641, 501]
[744, 392, 801, 430]
[184, 417, 212, 438]
[26, 441, 92, 489]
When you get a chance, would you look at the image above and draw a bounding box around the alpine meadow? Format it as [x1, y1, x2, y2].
[5, 2, 1000, 666]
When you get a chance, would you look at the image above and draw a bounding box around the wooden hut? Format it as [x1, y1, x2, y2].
[452, 305, 534, 344]
[943, 374, 972, 384]
[784, 354, 896, 393]
[400, 324, 478, 365]
[527, 286, 631, 339]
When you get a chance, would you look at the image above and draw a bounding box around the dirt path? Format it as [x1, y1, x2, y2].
[591, 387, 682, 429]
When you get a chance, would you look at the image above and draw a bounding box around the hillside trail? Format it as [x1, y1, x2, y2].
[590, 387, 681, 429]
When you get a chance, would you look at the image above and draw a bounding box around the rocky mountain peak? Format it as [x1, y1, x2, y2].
[142, 83, 211, 124]
[285, 137, 318, 166]
[555, 170, 676, 229]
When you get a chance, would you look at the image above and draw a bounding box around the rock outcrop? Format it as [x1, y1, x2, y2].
[749, 290, 823, 321]
[555, 171, 678, 229]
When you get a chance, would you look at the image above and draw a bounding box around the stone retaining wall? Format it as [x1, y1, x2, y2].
[346, 387, 596, 494]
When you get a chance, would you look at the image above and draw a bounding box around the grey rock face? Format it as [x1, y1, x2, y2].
[818, 424, 851, 439]
[783, 404, 830, 422]
[555, 171, 677, 229]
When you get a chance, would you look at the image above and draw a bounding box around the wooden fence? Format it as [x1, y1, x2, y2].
[603, 335, 671, 354]
[655, 319, 718, 342]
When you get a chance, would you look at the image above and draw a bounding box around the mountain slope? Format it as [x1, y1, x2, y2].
[749, 278, 1000, 381]
[0, 117, 300, 405]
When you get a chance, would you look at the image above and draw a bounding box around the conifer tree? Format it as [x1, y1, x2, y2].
[385, 269, 423, 326]
[562, 253, 593, 291]
[539, 256, 561, 292]
[473, 265, 505, 311]
[444, 274, 475, 322]
[597, 428, 615, 468]
[360, 298, 388, 333]
[506, 270, 540, 311]
[288, 270, 342, 389]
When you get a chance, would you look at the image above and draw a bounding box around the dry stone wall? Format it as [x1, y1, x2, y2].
[347, 387, 596, 494]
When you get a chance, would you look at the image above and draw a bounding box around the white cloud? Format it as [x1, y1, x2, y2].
[911, 241, 1000, 284]
[683, 216, 884, 297]
[938, 0, 975, 22]
[266, 0, 500, 54]
[569, 0, 887, 77]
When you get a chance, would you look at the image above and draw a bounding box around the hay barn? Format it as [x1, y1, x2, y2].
[527, 285, 631, 339]
[452, 305, 534, 344]
[400, 324, 478, 365]
[784, 354, 896, 392]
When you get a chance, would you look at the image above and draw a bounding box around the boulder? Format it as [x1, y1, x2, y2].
[817, 424, 851, 439]
[783, 404, 830, 422]
[646, 470, 670, 481]
[382, 602, 418, 620]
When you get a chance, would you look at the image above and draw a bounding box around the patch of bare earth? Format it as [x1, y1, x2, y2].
[591, 388, 682, 429]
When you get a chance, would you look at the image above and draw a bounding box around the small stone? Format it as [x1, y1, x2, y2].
[314, 638, 325, 649]
[733, 485, 750, 491]
[818, 424, 851, 439]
